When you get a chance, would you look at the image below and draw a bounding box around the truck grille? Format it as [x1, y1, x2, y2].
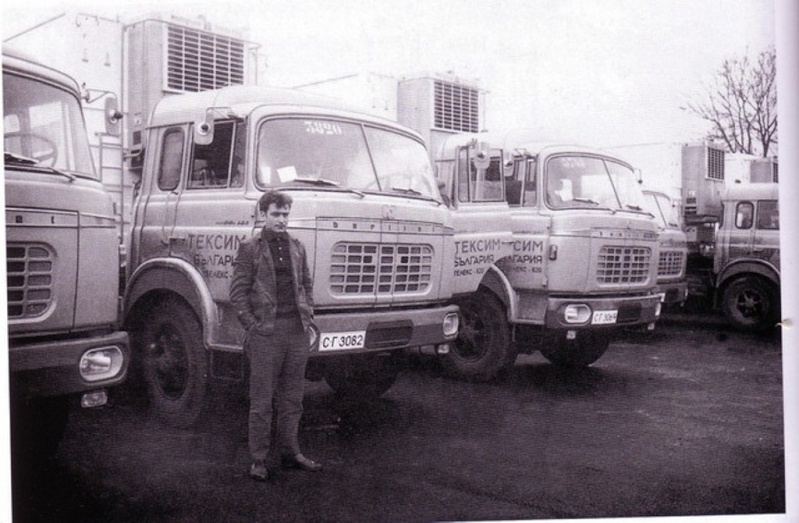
[330, 243, 433, 295]
[658, 250, 685, 278]
[6, 243, 54, 319]
[596, 246, 651, 285]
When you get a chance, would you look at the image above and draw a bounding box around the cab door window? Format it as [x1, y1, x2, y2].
[456, 148, 505, 203]
[735, 201, 754, 229]
[189, 121, 235, 189]
[157, 127, 185, 192]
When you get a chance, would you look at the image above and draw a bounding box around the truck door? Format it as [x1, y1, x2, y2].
[500, 156, 549, 293]
[753, 198, 780, 267]
[441, 144, 513, 296]
[725, 200, 756, 265]
[134, 126, 187, 264]
[169, 121, 252, 301]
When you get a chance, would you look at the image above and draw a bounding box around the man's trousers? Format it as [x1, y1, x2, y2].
[246, 315, 309, 461]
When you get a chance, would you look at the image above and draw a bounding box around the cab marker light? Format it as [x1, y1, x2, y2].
[81, 390, 108, 408]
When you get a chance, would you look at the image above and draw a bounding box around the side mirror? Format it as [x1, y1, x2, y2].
[194, 108, 215, 145]
[502, 151, 514, 177]
[104, 96, 123, 137]
[472, 141, 490, 170]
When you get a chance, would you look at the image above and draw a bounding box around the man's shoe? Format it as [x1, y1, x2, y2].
[249, 460, 269, 481]
[281, 454, 322, 472]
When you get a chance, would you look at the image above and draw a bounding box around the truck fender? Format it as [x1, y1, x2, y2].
[123, 258, 218, 350]
[477, 265, 517, 322]
[716, 260, 780, 291]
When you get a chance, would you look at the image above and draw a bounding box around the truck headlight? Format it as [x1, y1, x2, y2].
[80, 347, 124, 382]
[564, 304, 591, 324]
[443, 312, 459, 337]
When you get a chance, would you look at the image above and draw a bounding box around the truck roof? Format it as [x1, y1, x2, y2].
[2, 44, 81, 95]
[722, 182, 779, 202]
[148, 85, 422, 139]
[437, 130, 629, 163]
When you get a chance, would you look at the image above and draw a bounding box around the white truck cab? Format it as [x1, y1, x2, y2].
[125, 85, 459, 426]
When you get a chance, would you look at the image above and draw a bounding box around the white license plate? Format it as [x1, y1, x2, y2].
[319, 331, 366, 351]
[592, 310, 618, 325]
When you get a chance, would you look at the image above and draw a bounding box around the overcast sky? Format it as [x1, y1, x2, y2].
[3, 0, 776, 148]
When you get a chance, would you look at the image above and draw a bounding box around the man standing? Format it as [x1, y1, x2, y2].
[230, 190, 322, 482]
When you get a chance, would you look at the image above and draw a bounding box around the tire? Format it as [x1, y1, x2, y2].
[138, 297, 208, 428]
[324, 353, 400, 400]
[10, 395, 69, 463]
[540, 332, 610, 367]
[442, 291, 514, 381]
[721, 276, 780, 331]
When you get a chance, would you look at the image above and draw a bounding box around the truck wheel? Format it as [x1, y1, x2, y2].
[324, 354, 400, 400]
[443, 291, 514, 381]
[721, 276, 780, 331]
[540, 332, 610, 367]
[139, 298, 208, 428]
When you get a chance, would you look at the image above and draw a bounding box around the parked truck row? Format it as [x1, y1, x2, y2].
[4, 12, 780, 451]
[609, 142, 780, 331]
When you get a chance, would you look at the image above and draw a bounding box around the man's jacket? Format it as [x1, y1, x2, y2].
[229, 230, 314, 335]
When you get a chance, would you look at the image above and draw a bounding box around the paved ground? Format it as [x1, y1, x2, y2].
[10, 313, 786, 522]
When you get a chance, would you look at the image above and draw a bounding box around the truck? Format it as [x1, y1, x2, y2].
[433, 133, 663, 379]
[609, 142, 780, 330]
[123, 85, 459, 427]
[696, 182, 780, 330]
[4, 46, 130, 456]
[640, 188, 689, 307]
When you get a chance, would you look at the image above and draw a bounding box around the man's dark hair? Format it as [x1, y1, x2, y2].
[258, 190, 293, 213]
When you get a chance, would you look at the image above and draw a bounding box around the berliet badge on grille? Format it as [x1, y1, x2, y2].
[382, 205, 396, 220]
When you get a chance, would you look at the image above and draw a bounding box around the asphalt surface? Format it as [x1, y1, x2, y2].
[10, 312, 786, 522]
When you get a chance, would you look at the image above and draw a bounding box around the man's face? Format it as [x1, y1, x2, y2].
[264, 203, 291, 233]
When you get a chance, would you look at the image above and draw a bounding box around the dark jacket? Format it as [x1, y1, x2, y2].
[229, 230, 314, 335]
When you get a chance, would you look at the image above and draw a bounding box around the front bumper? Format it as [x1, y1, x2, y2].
[545, 293, 662, 330]
[10, 330, 130, 399]
[310, 304, 459, 356]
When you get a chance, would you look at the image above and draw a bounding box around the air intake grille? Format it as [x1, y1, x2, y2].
[166, 25, 245, 92]
[330, 243, 433, 295]
[434, 80, 480, 132]
[597, 246, 651, 285]
[6, 244, 54, 319]
[707, 147, 725, 180]
[658, 250, 685, 278]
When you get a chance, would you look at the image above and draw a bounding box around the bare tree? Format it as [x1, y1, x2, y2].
[684, 47, 777, 157]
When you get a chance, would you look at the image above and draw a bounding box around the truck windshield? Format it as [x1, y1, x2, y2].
[3, 72, 96, 179]
[545, 155, 646, 212]
[642, 192, 682, 229]
[255, 118, 440, 201]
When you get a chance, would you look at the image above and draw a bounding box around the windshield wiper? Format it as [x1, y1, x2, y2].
[623, 204, 654, 217]
[5, 152, 37, 165]
[291, 177, 364, 198]
[391, 186, 442, 206]
[5, 152, 75, 181]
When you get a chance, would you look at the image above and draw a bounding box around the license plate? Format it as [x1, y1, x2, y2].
[592, 310, 618, 325]
[319, 331, 366, 351]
